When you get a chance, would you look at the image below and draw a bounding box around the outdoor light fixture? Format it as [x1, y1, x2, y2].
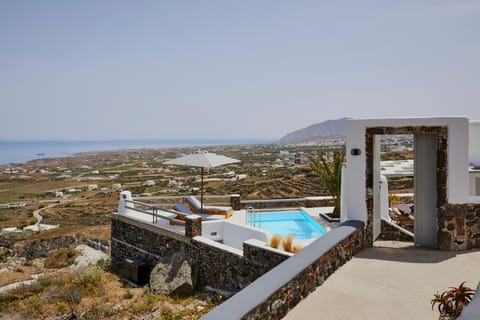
[351, 148, 361, 156]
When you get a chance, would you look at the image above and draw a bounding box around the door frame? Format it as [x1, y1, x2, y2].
[364, 126, 448, 247]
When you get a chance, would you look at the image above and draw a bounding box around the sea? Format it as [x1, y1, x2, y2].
[0, 139, 269, 165]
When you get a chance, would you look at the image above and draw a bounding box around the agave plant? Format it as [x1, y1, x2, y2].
[431, 282, 475, 319]
[309, 149, 345, 218]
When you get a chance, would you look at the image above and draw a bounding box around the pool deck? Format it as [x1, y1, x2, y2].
[283, 242, 480, 320]
[118, 206, 338, 249]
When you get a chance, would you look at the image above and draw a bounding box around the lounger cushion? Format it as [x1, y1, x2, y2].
[185, 196, 232, 213]
[186, 196, 202, 210]
[173, 203, 193, 214]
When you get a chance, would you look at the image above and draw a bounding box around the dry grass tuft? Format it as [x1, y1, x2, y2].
[282, 234, 295, 253]
[269, 234, 283, 249]
[292, 245, 303, 253]
[44, 247, 79, 269]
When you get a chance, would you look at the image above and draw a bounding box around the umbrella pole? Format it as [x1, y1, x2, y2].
[200, 167, 204, 215]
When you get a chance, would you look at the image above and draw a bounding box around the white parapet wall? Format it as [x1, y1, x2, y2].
[201, 220, 270, 251]
[470, 121, 480, 167]
[118, 190, 133, 214]
[343, 117, 470, 222]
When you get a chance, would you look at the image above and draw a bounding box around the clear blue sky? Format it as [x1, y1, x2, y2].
[1, 0, 479, 141]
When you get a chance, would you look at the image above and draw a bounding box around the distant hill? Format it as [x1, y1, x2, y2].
[278, 118, 349, 144]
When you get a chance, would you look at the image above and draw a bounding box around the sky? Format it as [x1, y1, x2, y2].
[0, 0, 479, 141]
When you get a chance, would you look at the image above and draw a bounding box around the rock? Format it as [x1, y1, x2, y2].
[149, 252, 197, 296]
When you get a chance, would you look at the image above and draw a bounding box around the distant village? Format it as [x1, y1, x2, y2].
[0, 135, 417, 211]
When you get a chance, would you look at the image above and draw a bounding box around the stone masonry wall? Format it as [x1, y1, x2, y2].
[439, 203, 480, 250]
[243, 223, 364, 320]
[111, 216, 192, 272]
[201, 221, 365, 320]
[112, 214, 291, 293]
[243, 241, 290, 269]
[13, 236, 78, 258]
[365, 124, 479, 251]
[192, 240, 290, 293]
[377, 220, 414, 242]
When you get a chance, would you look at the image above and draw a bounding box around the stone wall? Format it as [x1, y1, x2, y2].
[84, 238, 110, 253]
[243, 240, 291, 268]
[377, 220, 414, 242]
[111, 215, 191, 271]
[111, 214, 291, 292]
[439, 203, 480, 250]
[192, 239, 290, 293]
[243, 222, 364, 320]
[13, 236, 78, 258]
[363, 126, 480, 251]
[201, 221, 364, 320]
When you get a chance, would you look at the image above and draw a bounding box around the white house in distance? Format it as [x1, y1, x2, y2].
[342, 117, 480, 251]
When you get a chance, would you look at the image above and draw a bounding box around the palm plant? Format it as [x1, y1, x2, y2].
[309, 149, 345, 218]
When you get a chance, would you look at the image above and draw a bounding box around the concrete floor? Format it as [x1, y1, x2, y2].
[283, 243, 480, 320]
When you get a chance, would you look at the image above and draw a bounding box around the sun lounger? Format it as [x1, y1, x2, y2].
[173, 202, 226, 220]
[185, 196, 234, 218]
[173, 203, 194, 215]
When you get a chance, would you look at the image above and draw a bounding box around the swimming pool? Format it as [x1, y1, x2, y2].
[247, 210, 326, 239]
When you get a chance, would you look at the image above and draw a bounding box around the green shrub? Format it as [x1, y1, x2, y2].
[96, 258, 111, 271]
[74, 270, 101, 289]
[0, 250, 12, 263]
[25, 294, 42, 317]
[123, 289, 133, 299]
[161, 307, 184, 320]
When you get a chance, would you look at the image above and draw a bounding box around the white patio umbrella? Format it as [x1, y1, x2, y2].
[164, 150, 241, 214]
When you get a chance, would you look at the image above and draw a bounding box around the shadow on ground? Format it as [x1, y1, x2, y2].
[357, 242, 479, 264]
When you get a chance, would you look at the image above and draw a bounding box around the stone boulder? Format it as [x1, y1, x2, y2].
[150, 252, 197, 296]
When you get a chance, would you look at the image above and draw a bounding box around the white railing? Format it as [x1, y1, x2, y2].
[120, 191, 187, 226]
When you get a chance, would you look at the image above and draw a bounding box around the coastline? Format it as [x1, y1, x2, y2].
[0, 139, 271, 165]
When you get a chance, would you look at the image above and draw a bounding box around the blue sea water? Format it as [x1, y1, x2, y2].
[0, 139, 268, 165]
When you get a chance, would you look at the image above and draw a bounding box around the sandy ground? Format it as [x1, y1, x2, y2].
[283, 245, 480, 320]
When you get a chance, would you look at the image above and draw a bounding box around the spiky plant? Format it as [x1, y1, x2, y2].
[309, 149, 345, 217]
[431, 282, 475, 319]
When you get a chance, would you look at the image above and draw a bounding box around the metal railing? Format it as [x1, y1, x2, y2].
[246, 207, 261, 228]
[124, 199, 187, 225]
[133, 194, 232, 207]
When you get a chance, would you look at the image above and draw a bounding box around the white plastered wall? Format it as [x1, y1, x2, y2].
[469, 121, 480, 167]
[343, 117, 469, 222]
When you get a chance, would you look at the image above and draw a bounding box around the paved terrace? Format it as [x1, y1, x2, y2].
[284, 242, 480, 320]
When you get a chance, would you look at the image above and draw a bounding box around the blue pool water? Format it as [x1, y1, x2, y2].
[248, 210, 326, 239]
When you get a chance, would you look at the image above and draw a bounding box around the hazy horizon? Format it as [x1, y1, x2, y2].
[1, 1, 479, 141]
